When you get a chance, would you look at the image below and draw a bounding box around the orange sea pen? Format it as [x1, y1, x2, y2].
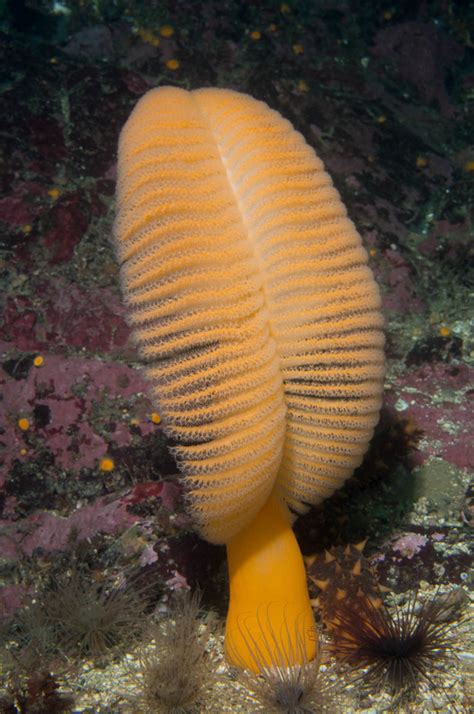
[113, 87, 385, 672]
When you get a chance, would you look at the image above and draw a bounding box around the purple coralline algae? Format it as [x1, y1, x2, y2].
[391, 533, 429, 559]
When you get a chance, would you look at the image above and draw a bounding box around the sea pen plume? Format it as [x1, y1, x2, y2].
[113, 87, 385, 671]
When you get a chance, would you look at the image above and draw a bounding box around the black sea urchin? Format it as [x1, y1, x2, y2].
[327, 589, 460, 699]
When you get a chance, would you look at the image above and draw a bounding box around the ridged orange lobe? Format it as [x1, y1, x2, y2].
[113, 86, 384, 544]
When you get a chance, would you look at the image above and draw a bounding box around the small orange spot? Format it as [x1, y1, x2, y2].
[268, 23, 277, 32]
[439, 326, 451, 337]
[33, 355, 44, 367]
[416, 156, 428, 168]
[376, 115, 387, 124]
[166, 59, 180, 71]
[463, 160, 474, 172]
[150, 412, 161, 425]
[21, 224, 32, 234]
[250, 30, 261, 41]
[138, 28, 160, 47]
[20, 448, 28, 455]
[99, 457, 115, 472]
[159, 25, 174, 38]
[369, 248, 377, 257]
[48, 188, 61, 200]
[297, 79, 309, 93]
[292, 43, 304, 55]
[18, 418, 30, 431]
